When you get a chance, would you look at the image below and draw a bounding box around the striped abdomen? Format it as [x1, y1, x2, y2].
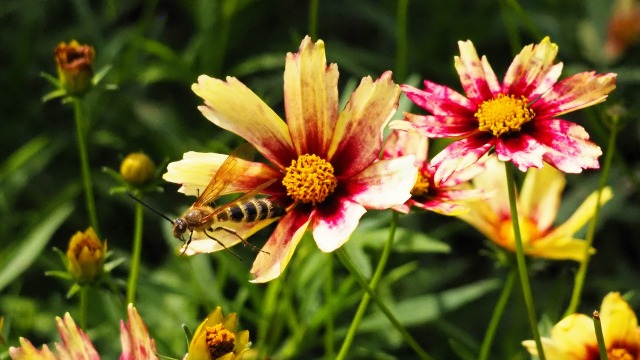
[215, 198, 285, 223]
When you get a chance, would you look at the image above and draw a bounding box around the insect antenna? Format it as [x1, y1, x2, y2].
[126, 191, 174, 224]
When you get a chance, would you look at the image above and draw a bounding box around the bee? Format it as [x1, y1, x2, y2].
[131, 143, 284, 257]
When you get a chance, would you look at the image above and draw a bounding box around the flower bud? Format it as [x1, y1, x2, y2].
[54, 40, 95, 96]
[66, 227, 106, 285]
[120, 153, 156, 185]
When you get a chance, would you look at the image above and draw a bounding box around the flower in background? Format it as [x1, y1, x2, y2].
[523, 292, 640, 359]
[605, 0, 640, 62]
[10, 313, 99, 360]
[54, 40, 95, 96]
[120, 304, 158, 360]
[9, 304, 156, 360]
[120, 153, 157, 186]
[66, 227, 107, 285]
[382, 129, 487, 215]
[457, 156, 612, 261]
[164, 36, 417, 282]
[184, 307, 249, 360]
[392, 37, 617, 184]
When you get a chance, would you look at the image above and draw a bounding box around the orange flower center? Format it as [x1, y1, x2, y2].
[497, 217, 541, 251]
[475, 94, 535, 137]
[608, 347, 634, 360]
[411, 172, 430, 197]
[282, 154, 337, 205]
[205, 324, 235, 359]
[73, 238, 101, 258]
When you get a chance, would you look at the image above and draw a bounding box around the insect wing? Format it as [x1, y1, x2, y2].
[192, 143, 256, 207]
[201, 178, 278, 223]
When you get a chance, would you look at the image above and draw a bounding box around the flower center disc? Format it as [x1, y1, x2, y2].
[205, 324, 235, 359]
[475, 94, 535, 137]
[282, 154, 338, 205]
[609, 348, 634, 360]
[411, 172, 430, 197]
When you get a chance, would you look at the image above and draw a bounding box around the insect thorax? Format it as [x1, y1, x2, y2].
[217, 198, 285, 223]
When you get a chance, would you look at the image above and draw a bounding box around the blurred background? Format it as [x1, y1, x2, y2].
[1, 0, 639, 358]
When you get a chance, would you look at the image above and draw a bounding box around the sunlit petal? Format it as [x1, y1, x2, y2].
[430, 134, 495, 184]
[454, 40, 499, 102]
[600, 292, 639, 347]
[536, 72, 617, 117]
[382, 129, 429, 165]
[495, 132, 546, 172]
[503, 37, 562, 98]
[119, 304, 158, 360]
[192, 75, 295, 168]
[250, 210, 312, 283]
[181, 218, 281, 255]
[546, 187, 613, 239]
[520, 164, 565, 230]
[400, 82, 476, 115]
[284, 36, 339, 156]
[328, 71, 400, 177]
[312, 197, 367, 252]
[347, 156, 417, 209]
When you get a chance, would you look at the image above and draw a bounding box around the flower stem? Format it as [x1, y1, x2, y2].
[478, 267, 516, 360]
[564, 120, 617, 317]
[308, 0, 319, 39]
[504, 162, 545, 360]
[126, 192, 144, 304]
[593, 311, 609, 360]
[395, 0, 409, 82]
[79, 286, 89, 329]
[336, 213, 433, 360]
[72, 98, 100, 235]
[324, 253, 335, 360]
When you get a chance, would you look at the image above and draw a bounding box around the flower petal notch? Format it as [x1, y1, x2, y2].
[393, 37, 617, 184]
[164, 36, 417, 282]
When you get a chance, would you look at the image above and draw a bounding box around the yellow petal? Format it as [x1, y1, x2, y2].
[284, 36, 339, 156]
[520, 163, 565, 230]
[528, 236, 593, 261]
[600, 292, 639, 348]
[546, 186, 613, 238]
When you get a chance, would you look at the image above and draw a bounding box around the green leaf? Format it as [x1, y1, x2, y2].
[0, 203, 74, 292]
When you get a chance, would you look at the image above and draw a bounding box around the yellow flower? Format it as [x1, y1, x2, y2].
[66, 227, 106, 285]
[120, 152, 156, 185]
[185, 307, 250, 360]
[458, 156, 612, 261]
[523, 292, 640, 359]
[54, 40, 95, 96]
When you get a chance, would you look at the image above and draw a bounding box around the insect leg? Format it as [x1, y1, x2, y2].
[212, 226, 270, 255]
[203, 230, 243, 260]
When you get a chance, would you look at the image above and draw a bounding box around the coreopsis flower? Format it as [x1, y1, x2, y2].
[54, 40, 95, 96]
[184, 307, 249, 360]
[382, 129, 486, 215]
[605, 0, 640, 62]
[523, 292, 640, 359]
[66, 227, 107, 285]
[120, 153, 157, 186]
[457, 156, 612, 261]
[120, 304, 158, 360]
[392, 37, 617, 185]
[163, 36, 417, 282]
[10, 313, 100, 360]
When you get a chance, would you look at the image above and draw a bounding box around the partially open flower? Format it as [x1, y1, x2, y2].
[120, 304, 158, 360]
[605, 0, 640, 62]
[120, 153, 156, 186]
[55, 40, 95, 96]
[185, 307, 250, 360]
[66, 227, 106, 285]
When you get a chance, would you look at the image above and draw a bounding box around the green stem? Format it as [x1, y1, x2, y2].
[79, 286, 89, 329]
[504, 162, 545, 360]
[593, 311, 609, 360]
[308, 0, 319, 39]
[336, 222, 433, 360]
[336, 212, 398, 360]
[478, 267, 517, 360]
[324, 253, 334, 360]
[395, 0, 409, 82]
[126, 194, 144, 304]
[564, 120, 617, 317]
[72, 98, 100, 235]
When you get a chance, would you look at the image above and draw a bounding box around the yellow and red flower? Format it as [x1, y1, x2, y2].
[523, 292, 640, 359]
[54, 40, 95, 96]
[457, 156, 612, 261]
[163, 36, 417, 282]
[393, 37, 616, 184]
[66, 227, 106, 285]
[184, 307, 249, 360]
[120, 304, 158, 360]
[382, 129, 486, 215]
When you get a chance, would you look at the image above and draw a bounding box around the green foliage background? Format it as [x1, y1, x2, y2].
[1, 0, 640, 359]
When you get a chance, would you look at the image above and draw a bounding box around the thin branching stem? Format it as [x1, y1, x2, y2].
[593, 311, 609, 360]
[478, 267, 517, 360]
[126, 193, 144, 304]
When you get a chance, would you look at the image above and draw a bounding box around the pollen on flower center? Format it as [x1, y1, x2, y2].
[282, 154, 338, 205]
[475, 94, 535, 137]
[411, 172, 430, 197]
[205, 324, 235, 359]
[608, 348, 634, 360]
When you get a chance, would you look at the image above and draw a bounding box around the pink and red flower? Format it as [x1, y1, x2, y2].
[163, 36, 417, 283]
[392, 37, 617, 184]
